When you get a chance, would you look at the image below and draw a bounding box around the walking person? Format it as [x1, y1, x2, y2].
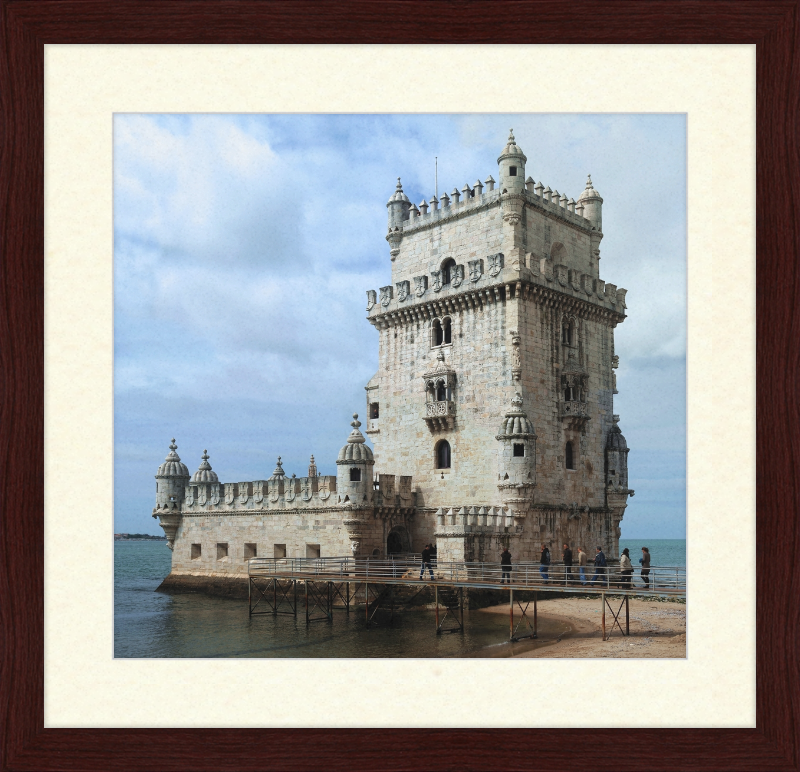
[562, 543, 573, 585]
[591, 546, 607, 585]
[619, 547, 633, 588]
[639, 546, 651, 588]
[419, 543, 434, 580]
[577, 546, 588, 586]
[500, 546, 512, 585]
[539, 543, 551, 583]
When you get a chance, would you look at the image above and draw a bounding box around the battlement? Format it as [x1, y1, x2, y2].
[394, 174, 593, 237]
[366, 256, 627, 322]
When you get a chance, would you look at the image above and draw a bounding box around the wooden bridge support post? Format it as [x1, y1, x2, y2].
[460, 587, 464, 630]
[273, 577, 277, 616]
[293, 580, 298, 617]
[509, 587, 514, 640]
[346, 582, 351, 613]
[625, 594, 630, 635]
[435, 585, 439, 633]
[305, 581, 309, 625]
[602, 592, 606, 640]
[365, 582, 369, 627]
[248, 576, 252, 616]
[534, 591, 538, 638]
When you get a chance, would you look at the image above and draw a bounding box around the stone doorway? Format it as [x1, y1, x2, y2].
[387, 526, 410, 555]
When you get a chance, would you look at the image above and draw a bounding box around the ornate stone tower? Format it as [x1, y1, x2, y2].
[153, 439, 190, 549]
[365, 130, 634, 562]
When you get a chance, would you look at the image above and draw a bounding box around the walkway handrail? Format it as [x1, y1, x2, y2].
[247, 557, 686, 594]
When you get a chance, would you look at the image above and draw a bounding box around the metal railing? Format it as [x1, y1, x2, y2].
[247, 557, 685, 594]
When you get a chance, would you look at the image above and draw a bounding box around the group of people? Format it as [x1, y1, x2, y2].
[502, 544, 652, 588]
[420, 543, 653, 588]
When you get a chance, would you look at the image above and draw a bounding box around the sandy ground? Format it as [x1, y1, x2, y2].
[475, 596, 686, 658]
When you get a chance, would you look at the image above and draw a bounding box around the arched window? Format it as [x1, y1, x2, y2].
[432, 319, 443, 347]
[349, 467, 362, 482]
[564, 385, 574, 401]
[442, 317, 452, 344]
[436, 381, 447, 402]
[441, 258, 456, 286]
[436, 440, 451, 469]
[565, 441, 575, 470]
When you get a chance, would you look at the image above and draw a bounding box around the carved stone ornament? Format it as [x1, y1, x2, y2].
[253, 481, 264, 504]
[430, 269, 442, 292]
[210, 485, 220, 505]
[380, 285, 393, 307]
[198, 486, 207, 506]
[396, 280, 410, 302]
[488, 252, 504, 277]
[451, 264, 464, 288]
[238, 483, 249, 505]
[301, 478, 313, 501]
[318, 477, 331, 501]
[468, 259, 483, 283]
[366, 289, 377, 311]
[285, 478, 296, 502]
[350, 541, 360, 556]
[502, 212, 521, 226]
[611, 354, 619, 369]
[225, 485, 234, 505]
[556, 264, 568, 287]
[414, 275, 428, 297]
[510, 329, 522, 379]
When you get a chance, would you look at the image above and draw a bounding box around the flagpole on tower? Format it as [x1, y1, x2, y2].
[435, 156, 438, 200]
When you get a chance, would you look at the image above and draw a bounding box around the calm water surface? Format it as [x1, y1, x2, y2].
[114, 539, 686, 658]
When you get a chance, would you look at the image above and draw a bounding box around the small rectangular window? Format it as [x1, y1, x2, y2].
[509, 166, 517, 176]
[513, 443, 525, 457]
[191, 543, 201, 560]
[350, 467, 362, 482]
[609, 469, 615, 475]
[216, 543, 228, 560]
[274, 544, 286, 559]
[244, 543, 257, 560]
[306, 544, 321, 559]
[370, 402, 379, 419]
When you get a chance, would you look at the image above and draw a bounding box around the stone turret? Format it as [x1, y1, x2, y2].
[497, 129, 527, 195]
[605, 415, 631, 494]
[154, 439, 190, 511]
[153, 439, 190, 549]
[336, 414, 375, 505]
[495, 394, 537, 508]
[577, 174, 603, 231]
[386, 177, 411, 229]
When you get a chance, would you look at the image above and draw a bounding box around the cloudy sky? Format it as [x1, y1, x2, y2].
[114, 114, 686, 539]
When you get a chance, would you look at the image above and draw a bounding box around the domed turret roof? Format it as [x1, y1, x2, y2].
[337, 414, 375, 463]
[497, 129, 527, 163]
[192, 450, 219, 483]
[577, 174, 603, 202]
[496, 394, 536, 438]
[269, 456, 286, 480]
[157, 439, 190, 477]
[387, 177, 410, 205]
[606, 416, 628, 451]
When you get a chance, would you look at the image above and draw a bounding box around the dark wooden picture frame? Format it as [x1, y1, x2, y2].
[1, 2, 798, 770]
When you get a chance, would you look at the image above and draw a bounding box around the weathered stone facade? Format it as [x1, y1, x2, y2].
[154, 131, 634, 587]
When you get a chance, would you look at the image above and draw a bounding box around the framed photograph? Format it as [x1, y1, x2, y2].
[2, 3, 797, 770]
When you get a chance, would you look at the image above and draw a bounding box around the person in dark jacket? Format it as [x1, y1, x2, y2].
[639, 546, 651, 588]
[539, 544, 551, 582]
[419, 544, 434, 580]
[562, 543, 573, 584]
[591, 546, 607, 586]
[500, 547, 512, 584]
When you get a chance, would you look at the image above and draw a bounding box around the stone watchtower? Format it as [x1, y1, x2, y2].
[152, 439, 190, 549]
[364, 130, 634, 563]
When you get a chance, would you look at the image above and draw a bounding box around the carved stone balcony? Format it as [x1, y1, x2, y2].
[559, 400, 590, 429]
[423, 400, 456, 431]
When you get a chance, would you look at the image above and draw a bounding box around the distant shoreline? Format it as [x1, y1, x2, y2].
[114, 536, 166, 541]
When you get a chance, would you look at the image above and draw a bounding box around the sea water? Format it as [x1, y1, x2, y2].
[114, 539, 685, 658]
[114, 541, 561, 658]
